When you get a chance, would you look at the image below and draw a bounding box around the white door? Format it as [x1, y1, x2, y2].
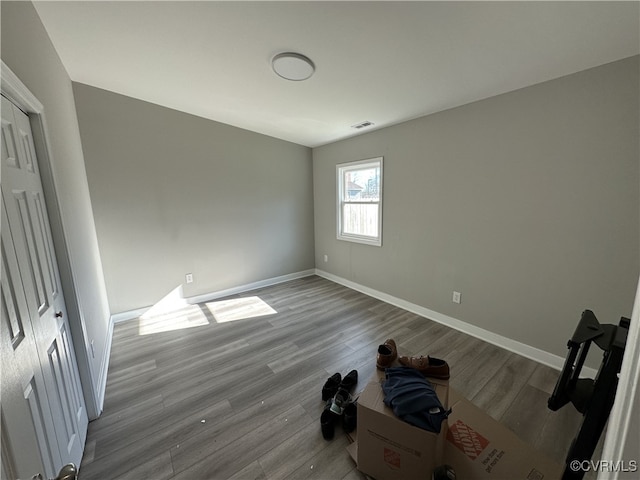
[1, 95, 87, 479]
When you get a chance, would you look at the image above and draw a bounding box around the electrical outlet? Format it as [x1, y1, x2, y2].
[452, 291, 462, 304]
[90, 340, 95, 358]
[185, 273, 194, 284]
[323, 254, 329, 263]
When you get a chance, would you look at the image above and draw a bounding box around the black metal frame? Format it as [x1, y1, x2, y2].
[548, 310, 629, 480]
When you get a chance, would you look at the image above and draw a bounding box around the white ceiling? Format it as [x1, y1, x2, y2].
[33, 1, 639, 148]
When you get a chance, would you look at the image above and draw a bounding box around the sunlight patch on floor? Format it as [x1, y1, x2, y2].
[138, 286, 209, 335]
[206, 296, 277, 323]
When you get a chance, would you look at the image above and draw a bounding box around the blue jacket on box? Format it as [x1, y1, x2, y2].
[382, 366, 451, 433]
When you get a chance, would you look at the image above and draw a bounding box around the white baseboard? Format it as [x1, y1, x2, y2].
[111, 307, 150, 324]
[94, 314, 115, 417]
[109, 269, 317, 323]
[315, 268, 598, 378]
[185, 269, 316, 304]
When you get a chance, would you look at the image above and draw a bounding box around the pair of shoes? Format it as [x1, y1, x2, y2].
[321, 369, 358, 401]
[320, 369, 359, 440]
[321, 397, 358, 439]
[376, 338, 398, 369]
[376, 338, 450, 379]
[398, 355, 450, 379]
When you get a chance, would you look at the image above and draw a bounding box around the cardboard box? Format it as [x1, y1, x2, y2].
[355, 378, 449, 480]
[444, 388, 563, 479]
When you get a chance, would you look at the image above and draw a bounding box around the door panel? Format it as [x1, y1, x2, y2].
[1, 95, 87, 478]
[17, 120, 36, 174]
[1, 115, 19, 169]
[59, 323, 85, 426]
[24, 377, 57, 473]
[11, 189, 49, 314]
[33, 192, 58, 298]
[1, 201, 60, 479]
[1, 242, 25, 348]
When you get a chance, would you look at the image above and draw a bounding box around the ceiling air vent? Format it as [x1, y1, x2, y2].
[351, 121, 375, 130]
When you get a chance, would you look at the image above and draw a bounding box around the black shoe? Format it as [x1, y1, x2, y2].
[339, 369, 358, 392]
[321, 399, 338, 440]
[329, 388, 352, 416]
[322, 373, 342, 401]
[343, 401, 357, 433]
[433, 464, 456, 480]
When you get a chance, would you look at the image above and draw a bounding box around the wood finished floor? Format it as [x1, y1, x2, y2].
[79, 275, 595, 479]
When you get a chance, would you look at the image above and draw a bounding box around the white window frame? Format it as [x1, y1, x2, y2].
[336, 157, 383, 246]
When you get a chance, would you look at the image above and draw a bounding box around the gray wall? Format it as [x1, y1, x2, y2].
[73, 83, 315, 314]
[313, 56, 639, 362]
[1, 2, 111, 417]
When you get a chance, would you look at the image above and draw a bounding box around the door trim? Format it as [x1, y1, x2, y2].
[1, 60, 102, 419]
[599, 277, 640, 479]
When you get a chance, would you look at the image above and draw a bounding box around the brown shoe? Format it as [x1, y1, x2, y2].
[376, 339, 398, 369]
[398, 355, 450, 379]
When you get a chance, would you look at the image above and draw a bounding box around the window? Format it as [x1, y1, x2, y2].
[337, 157, 383, 246]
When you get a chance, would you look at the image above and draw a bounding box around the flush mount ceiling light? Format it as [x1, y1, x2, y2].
[272, 52, 315, 81]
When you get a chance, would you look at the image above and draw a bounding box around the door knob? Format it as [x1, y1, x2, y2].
[55, 463, 78, 480]
[55, 311, 63, 318]
[31, 463, 78, 480]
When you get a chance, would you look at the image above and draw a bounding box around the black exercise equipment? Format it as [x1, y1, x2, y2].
[548, 309, 629, 480]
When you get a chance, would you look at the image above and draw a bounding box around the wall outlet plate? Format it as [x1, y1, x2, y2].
[452, 291, 461, 304]
[185, 273, 194, 284]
